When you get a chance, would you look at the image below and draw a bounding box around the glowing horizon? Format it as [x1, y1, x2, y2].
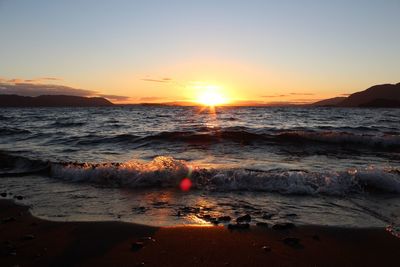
[1, 1, 399, 105]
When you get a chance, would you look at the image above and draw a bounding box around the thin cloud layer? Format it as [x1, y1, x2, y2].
[141, 77, 172, 83]
[138, 96, 167, 101]
[0, 77, 63, 83]
[98, 94, 131, 101]
[0, 79, 129, 102]
[0, 82, 95, 97]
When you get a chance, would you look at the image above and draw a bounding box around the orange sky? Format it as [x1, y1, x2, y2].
[1, 1, 399, 105]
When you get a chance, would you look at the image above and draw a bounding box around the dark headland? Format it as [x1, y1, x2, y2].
[312, 83, 400, 107]
[0, 95, 113, 107]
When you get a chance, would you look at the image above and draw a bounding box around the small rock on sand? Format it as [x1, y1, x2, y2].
[262, 213, 274, 219]
[272, 222, 295, 230]
[139, 236, 155, 242]
[22, 234, 35, 240]
[218, 216, 232, 222]
[262, 245, 271, 252]
[283, 237, 303, 248]
[228, 223, 250, 230]
[131, 241, 145, 252]
[236, 214, 251, 223]
[312, 234, 320, 241]
[256, 222, 269, 228]
[2, 217, 17, 223]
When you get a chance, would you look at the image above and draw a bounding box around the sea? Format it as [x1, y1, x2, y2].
[0, 106, 399, 236]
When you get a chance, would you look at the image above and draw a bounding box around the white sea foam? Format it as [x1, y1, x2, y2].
[50, 156, 400, 195]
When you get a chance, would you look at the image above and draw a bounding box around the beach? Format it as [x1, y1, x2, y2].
[1, 199, 399, 267]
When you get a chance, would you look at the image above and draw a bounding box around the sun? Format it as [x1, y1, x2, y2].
[193, 84, 229, 106]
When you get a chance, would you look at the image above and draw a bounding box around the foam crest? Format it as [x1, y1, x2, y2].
[51, 156, 190, 187]
[50, 157, 400, 195]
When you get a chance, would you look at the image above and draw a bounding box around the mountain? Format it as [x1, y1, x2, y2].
[310, 97, 347, 107]
[338, 83, 400, 107]
[358, 98, 400, 108]
[311, 83, 400, 107]
[0, 95, 114, 107]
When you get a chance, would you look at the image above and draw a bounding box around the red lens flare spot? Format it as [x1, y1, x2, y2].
[180, 178, 192, 192]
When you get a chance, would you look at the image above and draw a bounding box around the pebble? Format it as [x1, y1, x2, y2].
[283, 237, 303, 248]
[256, 222, 269, 228]
[272, 222, 296, 230]
[22, 234, 35, 240]
[131, 241, 145, 252]
[139, 236, 155, 242]
[227, 223, 250, 230]
[262, 213, 274, 220]
[218, 216, 232, 222]
[312, 234, 320, 241]
[2, 217, 17, 223]
[236, 214, 251, 223]
[262, 245, 271, 252]
[212, 220, 220, 225]
[203, 214, 212, 220]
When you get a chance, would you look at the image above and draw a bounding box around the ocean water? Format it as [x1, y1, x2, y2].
[0, 106, 399, 234]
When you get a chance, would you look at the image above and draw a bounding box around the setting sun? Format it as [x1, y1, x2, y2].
[193, 84, 229, 106]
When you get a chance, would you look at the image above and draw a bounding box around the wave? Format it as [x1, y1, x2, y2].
[50, 121, 86, 127]
[1, 152, 399, 195]
[74, 134, 140, 146]
[0, 152, 49, 177]
[139, 128, 400, 149]
[48, 156, 400, 196]
[275, 131, 400, 148]
[0, 127, 31, 136]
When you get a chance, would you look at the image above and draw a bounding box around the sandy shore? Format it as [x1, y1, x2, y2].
[1, 200, 399, 267]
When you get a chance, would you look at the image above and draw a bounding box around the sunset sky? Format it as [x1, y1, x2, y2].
[1, 0, 399, 104]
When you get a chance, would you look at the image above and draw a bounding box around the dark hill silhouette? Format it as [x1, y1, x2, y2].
[310, 97, 346, 107]
[311, 83, 400, 107]
[359, 98, 400, 108]
[0, 94, 114, 107]
[338, 83, 400, 107]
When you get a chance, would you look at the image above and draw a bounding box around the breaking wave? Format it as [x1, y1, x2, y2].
[49, 156, 400, 195]
[136, 128, 400, 149]
[2, 152, 399, 196]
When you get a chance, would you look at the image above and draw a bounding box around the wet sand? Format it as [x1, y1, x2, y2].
[1, 199, 399, 267]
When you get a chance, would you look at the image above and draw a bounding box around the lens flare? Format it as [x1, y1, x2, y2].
[180, 177, 192, 191]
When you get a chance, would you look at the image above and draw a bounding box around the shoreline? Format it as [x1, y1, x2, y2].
[1, 199, 399, 266]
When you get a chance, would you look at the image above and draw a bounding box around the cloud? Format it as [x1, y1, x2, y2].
[39, 77, 63, 81]
[290, 98, 320, 103]
[290, 93, 315, 96]
[0, 82, 95, 97]
[0, 79, 129, 102]
[261, 94, 289, 98]
[141, 77, 172, 83]
[98, 94, 131, 101]
[0, 77, 63, 84]
[138, 96, 166, 102]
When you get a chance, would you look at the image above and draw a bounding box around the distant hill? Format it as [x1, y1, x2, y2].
[310, 97, 347, 107]
[0, 95, 114, 107]
[358, 98, 400, 108]
[311, 83, 400, 108]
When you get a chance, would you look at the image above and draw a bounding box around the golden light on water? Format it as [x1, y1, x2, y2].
[192, 83, 230, 106]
